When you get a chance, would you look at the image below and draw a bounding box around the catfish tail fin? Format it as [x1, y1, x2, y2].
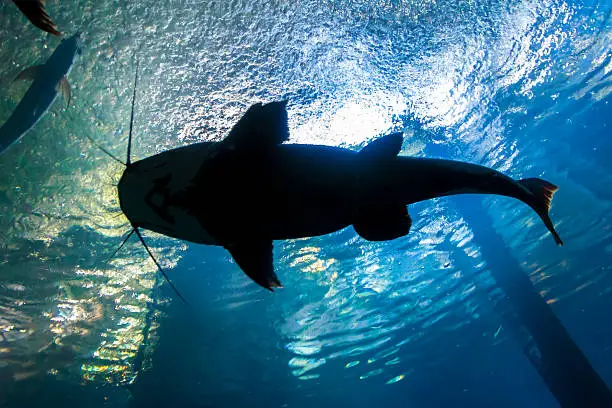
[518, 178, 563, 246]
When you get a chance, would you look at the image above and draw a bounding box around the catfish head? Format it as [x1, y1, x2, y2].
[117, 142, 218, 244]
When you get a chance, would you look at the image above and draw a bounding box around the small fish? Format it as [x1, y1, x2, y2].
[12, 0, 61, 36]
[102, 69, 562, 303]
[0, 32, 81, 155]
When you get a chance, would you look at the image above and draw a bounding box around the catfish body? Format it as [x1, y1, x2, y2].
[118, 101, 562, 290]
[0, 32, 80, 154]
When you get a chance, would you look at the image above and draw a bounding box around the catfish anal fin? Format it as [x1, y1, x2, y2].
[226, 240, 282, 290]
[12, 65, 44, 84]
[354, 205, 412, 241]
[223, 100, 289, 150]
[57, 76, 71, 107]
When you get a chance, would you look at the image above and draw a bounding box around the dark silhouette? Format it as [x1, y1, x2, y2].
[117, 100, 563, 290]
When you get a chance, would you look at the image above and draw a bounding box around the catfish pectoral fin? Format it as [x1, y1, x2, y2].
[226, 240, 283, 290]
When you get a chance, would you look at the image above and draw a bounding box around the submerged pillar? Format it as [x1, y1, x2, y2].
[457, 198, 612, 407]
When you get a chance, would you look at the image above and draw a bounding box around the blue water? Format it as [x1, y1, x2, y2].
[0, 0, 610, 407]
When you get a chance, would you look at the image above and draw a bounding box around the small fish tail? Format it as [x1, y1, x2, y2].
[518, 177, 563, 246]
[13, 0, 61, 36]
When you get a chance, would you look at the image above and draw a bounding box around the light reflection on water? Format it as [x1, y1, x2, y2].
[275, 202, 494, 382]
[0, 0, 609, 403]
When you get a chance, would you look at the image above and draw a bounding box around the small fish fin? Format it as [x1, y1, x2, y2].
[12, 65, 44, 84]
[13, 0, 61, 36]
[359, 132, 404, 158]
[223, 100, 289, 150]
[57, 77, 71, 107]
[226, 240, 283, 291]
[354, 205, 412, 241]
[518, 178, 563, 246]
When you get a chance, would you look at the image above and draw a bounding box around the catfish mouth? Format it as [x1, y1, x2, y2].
[116, 169, 139, 227]
[117, 167, 177, 234]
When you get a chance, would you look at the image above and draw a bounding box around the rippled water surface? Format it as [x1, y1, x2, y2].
[0, 0, 610, 407]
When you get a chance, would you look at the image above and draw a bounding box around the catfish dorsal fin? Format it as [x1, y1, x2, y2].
[359, 132, 403, 158]
[222, 100, 290, 150]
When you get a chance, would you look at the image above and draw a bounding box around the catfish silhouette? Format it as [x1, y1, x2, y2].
[12, 0, 61, 36]
[0, 32, 80, 154]
[114, 96, 562, 294]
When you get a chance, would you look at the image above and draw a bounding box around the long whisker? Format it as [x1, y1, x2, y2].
[134, 228, 191, 307]
[86, 226, 132, 276]
[84, 133, 126, 166]
[105, 228, 136, 264]
[127, 58, 140, 166]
